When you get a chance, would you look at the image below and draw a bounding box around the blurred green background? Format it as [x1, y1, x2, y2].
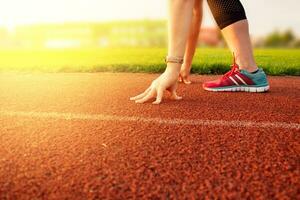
[1, 0, 300, 75]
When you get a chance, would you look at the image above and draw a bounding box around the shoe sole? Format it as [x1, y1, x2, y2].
[204, 85, 270, 93]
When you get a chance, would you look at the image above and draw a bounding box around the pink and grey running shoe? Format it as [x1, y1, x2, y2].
[203, 61, 269, 92]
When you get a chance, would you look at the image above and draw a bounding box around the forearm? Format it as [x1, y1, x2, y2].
[167, 0, 195, 73]
[184, 0, 203, 68]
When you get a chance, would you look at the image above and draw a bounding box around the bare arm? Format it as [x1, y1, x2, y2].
[179, 0, 203, 84]
[130, 0, 195, 104]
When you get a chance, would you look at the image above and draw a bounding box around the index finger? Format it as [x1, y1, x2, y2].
[130, 87, 151, 101]
[135, 88, 156, 104]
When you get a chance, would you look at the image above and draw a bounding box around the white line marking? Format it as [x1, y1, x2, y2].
[0, 110, 299, 130]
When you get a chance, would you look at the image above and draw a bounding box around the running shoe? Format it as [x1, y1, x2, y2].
[203, 61, 269, 92]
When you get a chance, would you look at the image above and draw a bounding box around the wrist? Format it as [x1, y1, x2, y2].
[165, 56, 184, 65]
[164, 55, 183, 77]
[164, 63, 181, 79]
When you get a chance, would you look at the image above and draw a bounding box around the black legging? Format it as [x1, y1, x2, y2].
[207, 0, 247, 29]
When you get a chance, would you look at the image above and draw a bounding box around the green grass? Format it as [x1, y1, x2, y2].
[0, 48, 299, 75]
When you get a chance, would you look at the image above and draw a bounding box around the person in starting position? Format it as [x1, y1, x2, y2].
[130, 0, 269, 104]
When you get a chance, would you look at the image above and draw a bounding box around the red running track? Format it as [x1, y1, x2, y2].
[0, 73, 299, 199]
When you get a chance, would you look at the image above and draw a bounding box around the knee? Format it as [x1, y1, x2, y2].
[207, 0, 247, 29]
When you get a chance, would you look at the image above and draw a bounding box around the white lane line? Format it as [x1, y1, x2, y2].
[0, 110, 299, 130]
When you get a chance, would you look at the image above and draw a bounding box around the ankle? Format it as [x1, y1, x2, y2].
[236, 59, 258, 72]
[240, 66, 258, 73]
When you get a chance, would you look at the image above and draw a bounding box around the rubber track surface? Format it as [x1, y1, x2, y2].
[0, 73, 299, 199]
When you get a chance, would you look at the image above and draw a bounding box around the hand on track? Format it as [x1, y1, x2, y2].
[178, 67, 192, 85]
[130, 70, 182, 104]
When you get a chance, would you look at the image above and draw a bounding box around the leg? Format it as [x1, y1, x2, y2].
[207, 0, 257, 72]
[221, 20, 257, 72]
[203, 0, 269, 92]
[179, 0, 203, 84]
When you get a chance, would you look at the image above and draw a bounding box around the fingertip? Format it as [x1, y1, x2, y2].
[171, 94, 183, 100]
[130, 96, 139, 101]
[135, 100, 143, 104]
[176, 96, 183, 100]
[183, 80, 192, 85]
[152, 100, 161, 105]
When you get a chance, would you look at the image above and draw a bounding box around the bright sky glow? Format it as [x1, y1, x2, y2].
[0, 0, 299, 36]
